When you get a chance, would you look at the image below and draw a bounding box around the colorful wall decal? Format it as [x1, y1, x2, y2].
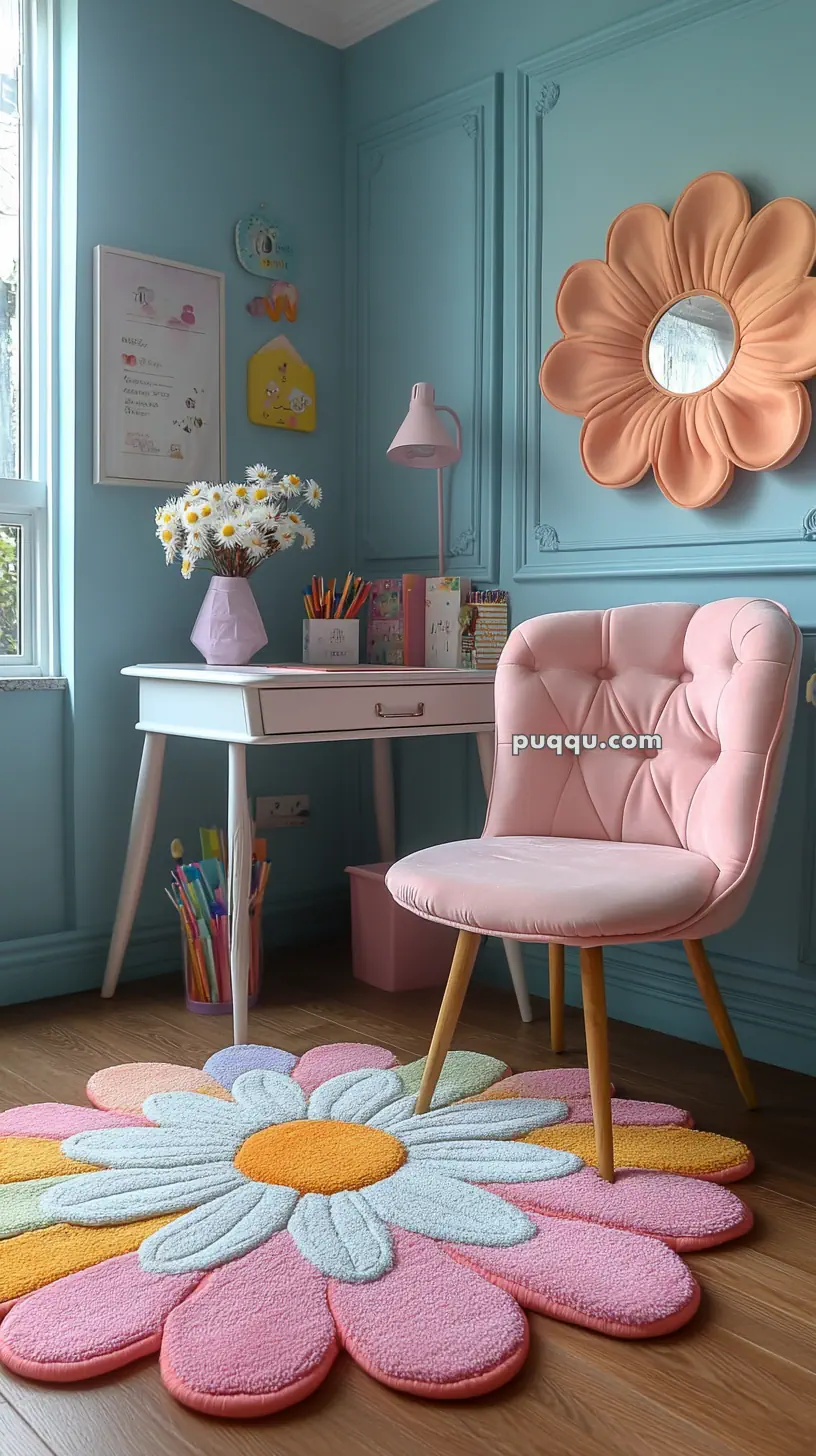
[247, 334, 316, 432]
[235, 213, 293, 278]
[246, 281, 299, 323]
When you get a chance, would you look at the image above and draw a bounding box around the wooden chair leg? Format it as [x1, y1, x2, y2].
[579, 947, 614, 1182]
[416, 930, 482, 1115]
[548, 943, 565, 1053]
[683, 939, 757, 1108]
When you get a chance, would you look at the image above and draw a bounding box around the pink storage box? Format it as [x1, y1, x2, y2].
[345, 862, 459, 991]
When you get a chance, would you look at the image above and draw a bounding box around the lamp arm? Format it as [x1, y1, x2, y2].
[433, 406, 461, 578]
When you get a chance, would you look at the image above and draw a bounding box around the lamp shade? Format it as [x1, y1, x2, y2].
[387, 383, 462, 469]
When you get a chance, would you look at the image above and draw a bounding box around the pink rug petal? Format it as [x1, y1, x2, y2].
[292, 1044, 399, 1097]
[87, 1064, 232, 1115]
[0, 1253, 200, 1381]
[473, 1068, 612, 1100]
[329, 1228, 528, 1398]
[0, 1104, 149, 1139]
[490, 1167, 753, 1250]
[565, 1098, 692, 1127]
[160, 1232, 338, 1417]
[448, 1211, 699, 1338]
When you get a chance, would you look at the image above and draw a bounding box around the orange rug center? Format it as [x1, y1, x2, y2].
[233, 1119, 406, 1194]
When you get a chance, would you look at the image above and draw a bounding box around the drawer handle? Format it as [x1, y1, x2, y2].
[375, 701, 426, 719]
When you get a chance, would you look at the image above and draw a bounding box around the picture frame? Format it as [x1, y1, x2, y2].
[93, 246, 226, 488]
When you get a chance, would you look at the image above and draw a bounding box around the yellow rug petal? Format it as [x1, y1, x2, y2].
[522, 1124, 752, 1177]
[0, 1216, 174, 1302]
[0, 1137, 97, 1185]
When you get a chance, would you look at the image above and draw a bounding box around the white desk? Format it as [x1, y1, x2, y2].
[101, 664, 532, 1041]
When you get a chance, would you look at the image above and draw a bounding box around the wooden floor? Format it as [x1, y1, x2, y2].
[1, 940, 815, 1456]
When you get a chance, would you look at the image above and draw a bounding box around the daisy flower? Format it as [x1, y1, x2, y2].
[155, 500, 179, 529]
[0, 1044, 754, 1418]
[245, 464, 277, 486]
[305, 479, 322, 508]
[298, 523, 316, 550]
[184, 481, 207, 499]
[156, 524, 178, 561]
[181, 505, 205, 529]
[205, 484, 227, 505]
[184, 527, 209, 562]
[245, 528, 271, 564]
[229, 482, 251, 505]
[275, 525, 296, 550]
[213, 518, 245, 547]
[197, 501, 214, 520]
[180, 556, 195, 580]
[278, 474, 302, 497]
[286, 510, 304, 527]
[249, 485, 270, 505]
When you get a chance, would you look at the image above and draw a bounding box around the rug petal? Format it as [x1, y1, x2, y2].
[140, 1093, 245, 1133]
[291, 1044, 398, 1097]
[314, 1069, 405, 1126]
[40, 1165, 246, 1226]
[469, 1068, 600, 1101]
[159, 1232, 338, 1417]
[138, 1184, 298, 1275]
[522, 1125, 754, 1181]
[288, 1191, 393, 1282]
[62, 1126, 242, 1169]
[328, 1227, 528, 1398]
[87, 1063, 233, 1116]
[396, 1051, 508, 1105]
[0, 1253, 200, 1381]
[448, 1211, 700, 1338]
[565, 1098, 691, 1127]
[407, 1139, 581, 1184]
[0, 1178, 72, 1239]
[0, 1104, 149, 1138]
[0, 1217, 173, 1303]
[0, 1137, 97, 1184]
[362, 1166, 535, 1247]
[491, 1167, 753, 1251]
[395, 1099, 569, 1146]
[203, 1045, 298, 1091]
[230, 1070, 307, 1127]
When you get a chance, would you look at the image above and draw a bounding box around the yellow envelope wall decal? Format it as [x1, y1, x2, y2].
[247, 335, 316, 432]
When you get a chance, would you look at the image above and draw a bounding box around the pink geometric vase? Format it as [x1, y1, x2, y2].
[190, 576, 268, 666]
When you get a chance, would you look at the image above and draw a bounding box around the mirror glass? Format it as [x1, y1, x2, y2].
[647, 294, 736, 395]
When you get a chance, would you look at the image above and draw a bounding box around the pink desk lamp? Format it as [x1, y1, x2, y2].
[387, 383, 462, 575]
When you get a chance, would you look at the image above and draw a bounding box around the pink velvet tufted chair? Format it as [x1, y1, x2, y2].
[386, 598, 801, 1181]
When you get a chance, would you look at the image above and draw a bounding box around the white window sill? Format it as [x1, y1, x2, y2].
[0, 676, 67, 691]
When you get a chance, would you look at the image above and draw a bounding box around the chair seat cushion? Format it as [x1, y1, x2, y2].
[385, 837, 719, 945]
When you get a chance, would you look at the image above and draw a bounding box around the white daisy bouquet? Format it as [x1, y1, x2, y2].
[155, 464, 322, 580]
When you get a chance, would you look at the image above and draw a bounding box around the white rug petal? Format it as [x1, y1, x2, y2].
[323, 1071, 405, 1127]
[141, 1092, 245, 1133]
[63, 1127, 242, 1169]
[406, 1140, 582, 1184]
[39, 1165, 246, 1225]
[230, 1071, 307, 1127]
[288, 1190, 393, 1283]
[308, 1069, 397, 1122]
[362, 1167, 536, 1247]
[139, 1184, 299, 1275]
[366, 1093, 418, 1130]
[394, 1099, 569, 1147]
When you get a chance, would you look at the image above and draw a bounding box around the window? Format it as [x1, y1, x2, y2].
[0, 0, 52, 675]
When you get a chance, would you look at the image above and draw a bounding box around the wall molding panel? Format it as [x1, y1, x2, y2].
[513, 0, 794, 583]
[351, 76, 501, 581]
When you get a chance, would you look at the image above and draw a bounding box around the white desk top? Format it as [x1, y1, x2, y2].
[123, 663, 496, 688]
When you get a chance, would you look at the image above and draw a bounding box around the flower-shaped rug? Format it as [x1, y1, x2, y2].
[0, 1043, 755, 1418]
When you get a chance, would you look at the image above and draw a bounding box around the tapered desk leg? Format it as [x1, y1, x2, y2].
[372, 738, 397, 862]
[476, 731, 533, 1023]
[102, 732, 166, 999]
[228, 743, 253, 1046]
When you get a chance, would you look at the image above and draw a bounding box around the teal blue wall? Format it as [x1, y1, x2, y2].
[344, 0, 816, 1074]
[0, 0, 353, 1002]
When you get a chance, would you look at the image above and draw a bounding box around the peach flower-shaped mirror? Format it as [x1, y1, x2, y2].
[540, 172, 816, 508]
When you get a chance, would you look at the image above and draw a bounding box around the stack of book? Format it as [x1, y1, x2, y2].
[366, 575, 426, 665]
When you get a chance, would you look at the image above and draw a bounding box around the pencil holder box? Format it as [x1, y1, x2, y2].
[183, 907, 263, 1015]
[303, 619, 360, 666]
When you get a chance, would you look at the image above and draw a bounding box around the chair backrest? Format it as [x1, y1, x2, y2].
[483, 599, 801, 935]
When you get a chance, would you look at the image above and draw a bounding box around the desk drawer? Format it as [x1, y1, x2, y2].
[260, 682, 494, 736]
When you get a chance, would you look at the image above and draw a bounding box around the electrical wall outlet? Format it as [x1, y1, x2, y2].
[256, 795, 310, 829]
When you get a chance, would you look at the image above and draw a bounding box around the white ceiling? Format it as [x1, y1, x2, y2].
[234, 0, 440, 49]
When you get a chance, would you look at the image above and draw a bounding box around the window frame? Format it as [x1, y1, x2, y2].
[0, 0, 54, 677]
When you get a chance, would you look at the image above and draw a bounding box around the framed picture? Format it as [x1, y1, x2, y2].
[93, 246, 226, 487]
